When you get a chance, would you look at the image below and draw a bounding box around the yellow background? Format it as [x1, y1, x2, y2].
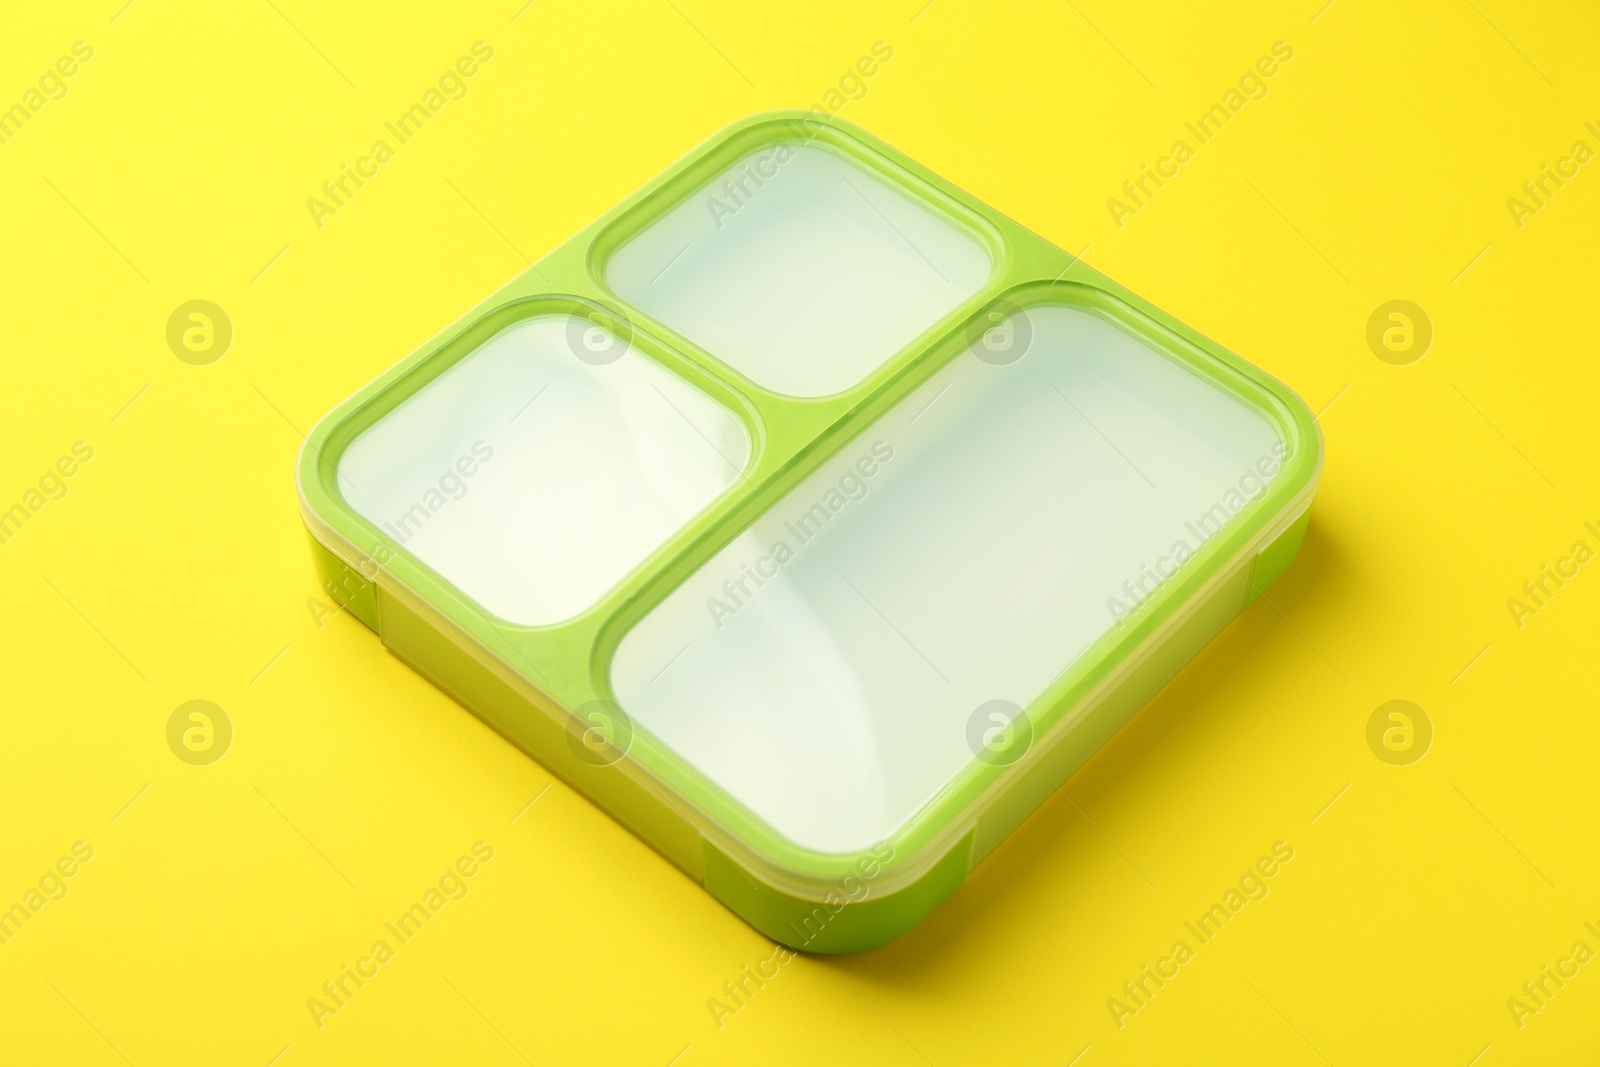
[3, 0, 1598, 1063]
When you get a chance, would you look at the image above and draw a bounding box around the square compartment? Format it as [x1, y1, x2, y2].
[337, 314, 749, 626]
[610, 303, 1284, 855]
[603, 141, 993, 398]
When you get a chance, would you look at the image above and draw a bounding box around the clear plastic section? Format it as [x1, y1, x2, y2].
[611, 306, 1284, 855]
[338, 315, 749, 627]
[604, 143, 992, 398]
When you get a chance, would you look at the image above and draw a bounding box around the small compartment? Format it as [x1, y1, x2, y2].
[337, 313, 749, 626]
[610, 302, 1284, 855]
[603, 141, 993, 398]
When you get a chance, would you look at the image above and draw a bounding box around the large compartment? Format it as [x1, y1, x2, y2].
[611, 303, 1285, 855]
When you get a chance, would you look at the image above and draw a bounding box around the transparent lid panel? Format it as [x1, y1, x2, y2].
[338, 315, 749, 626]
[604, 143, 992, 398]
[611, 306, 1283, 855]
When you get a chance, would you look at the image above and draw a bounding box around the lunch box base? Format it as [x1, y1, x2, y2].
[305, 502, 1310, 953]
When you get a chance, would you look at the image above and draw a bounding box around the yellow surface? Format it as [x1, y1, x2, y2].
[2, 0, 1598, 1063]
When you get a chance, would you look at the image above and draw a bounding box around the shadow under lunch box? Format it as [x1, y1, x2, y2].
[297, 111, 1323, 953]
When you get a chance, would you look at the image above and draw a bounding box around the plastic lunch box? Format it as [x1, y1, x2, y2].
[297, 111, 1322, 953]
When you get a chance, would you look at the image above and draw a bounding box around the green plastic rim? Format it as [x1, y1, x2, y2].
[297, 110, 1321, 916]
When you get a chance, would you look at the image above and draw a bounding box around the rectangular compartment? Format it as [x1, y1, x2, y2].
[611, 301, 1287, 856]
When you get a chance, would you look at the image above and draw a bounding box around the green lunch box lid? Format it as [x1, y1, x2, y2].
[296, 110, 1323, 953]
